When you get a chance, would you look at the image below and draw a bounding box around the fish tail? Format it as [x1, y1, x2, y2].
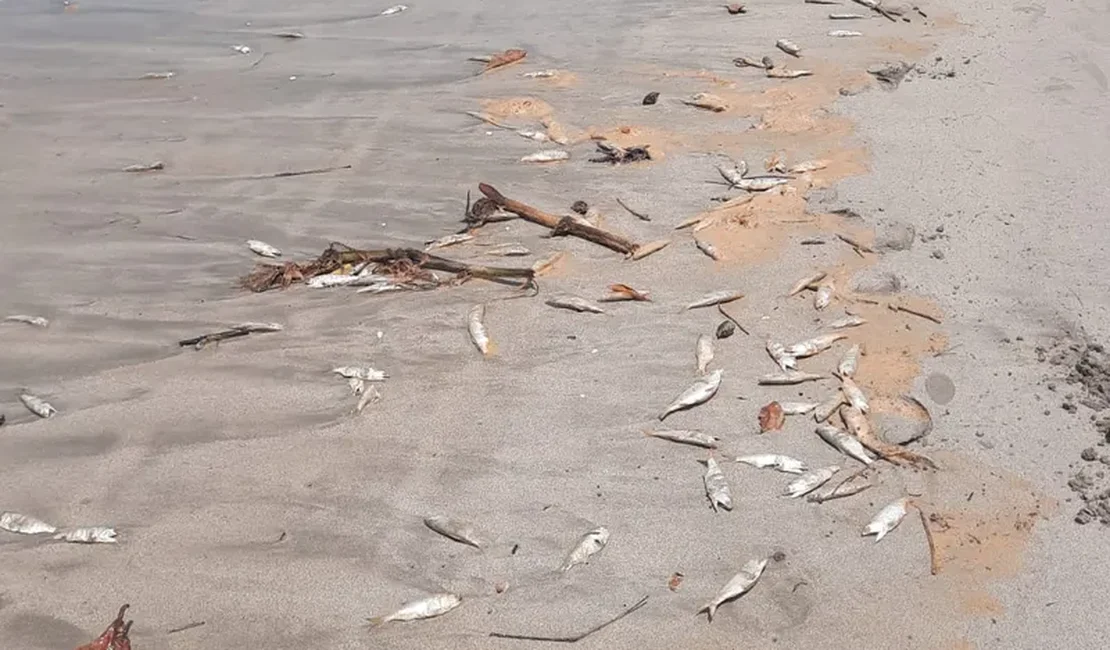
[485, 340, 498, 357]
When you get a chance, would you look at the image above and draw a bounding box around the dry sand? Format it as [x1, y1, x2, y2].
[1, 1, 1109, 648]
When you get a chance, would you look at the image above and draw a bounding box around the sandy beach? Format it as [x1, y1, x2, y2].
[2, 1, 1109, 648]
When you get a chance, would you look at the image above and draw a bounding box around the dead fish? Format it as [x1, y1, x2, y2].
[732, 56, 767, 69]
[686, 290, 744, 310]
[630, 239, 671, 260]
[863, 498, 909, 542]
[717, 161, 748, 186]
[660, 369, 723, 420]
[140, 71, 175, 79]
[483, 243, 530, 257]
[424, 233, 474, 250]
[532, 251, 567, 275]
[599, 283, 652, 302]
[520, 149, 569, 163]
[231, 44, 252, 54]
[829, 12, 868, 18]
[0, 512, 57, 535]
[234, 322, 283, 333]
[758, 371, 825, 385]
[785, 465, 840, 498]
[814, 391, 846, 422]
[355, 384, 382, 414]
[521, 69, 557, 78]
[737, 176, 790, 191]
[736, 454, 807, 474]
[645, 429, 719, 449]
[545, 294, 605, 314]
[840, 376, 870, 412]
[424, 516, 483, 549]
[54, 527, 117, 544]
[838, 344, 860, 377]
[780, 401, 818, 415]
[703, 457, 732, 512]
[380, 4, 408, 16]
[815, 423, 875, 465]
[699, 558, 767, 621]
[247, 240, 281, 258]
[561, 527, 609, 571]
[368, 593, 462, 626]
[814, 282, 835, 310]
[808, 476, 872, 503]
[122, 161, 165, 172]
[20, 392, 56, 419]
[788, 159, 830, 174]
[695, 238, 722, 261]
[273, 31, 305, 38]
[4, 315, 49, 328]
[348, 377, 366, 396]
[307, 274, 367, 288]
[785, 333, 845, 359]
[776, 39, 802, 57]
[696, 335, 715, 374]
[480, 48, 527, 74]
[788, 271, 827, 297]
[828, 29, 863, 37]
[332, 366, 387, 381]
[828, 315, 867, 329]
[766, 341, 797, 371]
[682, 93, 729, 112]
[467, 304, 492, 356]
[766, 68, 814, 79]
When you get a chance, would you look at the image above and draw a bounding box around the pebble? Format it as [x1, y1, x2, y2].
[1081, 447, 1098, 461]
[931, 249, 945, 259]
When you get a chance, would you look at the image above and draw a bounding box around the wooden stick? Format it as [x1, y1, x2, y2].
[717, 303, 749, 336]
[478, 183, 640, 255]
[899, 394, 934, 444]
[178, 328, 252, 349]
[167, 621, 206, 635]
[890, 303, 943, 324]
[916, 506, 941, 575]
[615, 197, 651, 221]
[489, 596, 648, 643]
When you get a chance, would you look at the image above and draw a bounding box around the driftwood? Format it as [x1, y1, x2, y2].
[489, 596, 648, 643]
[241, 243, 535, 292]
[478, 183, 641, 256]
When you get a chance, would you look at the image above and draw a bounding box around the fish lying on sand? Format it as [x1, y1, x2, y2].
[785, 333, 845, 358]
[332, 366, 388, 381]
[520, 149, 569, 163]
[699, 558, 767, 621]
[703, 457, 733, 512]
[758, 371, 825, 385]
[247, 240, 281, 258]
[645, 429, 720, 449]
[696, 335, 715, 374]
[368, 593, 462, 626]
[4, 315, 49, 327]
[561, 527, 609, 571]
[863, 498, 909, 542]
[20, 392, 57, 419]
[686, 290, 744, 310]
[660, 369, 723, 420]
[736, 454, 807, 474]
[0, 512, 57, 535]
[776, 38, 802, 56]
[815, 423, 875, 465]
[467, 304, 492, 356]
[545, 294, 605, 314]
[424, 516, 483, 549]
[785, 466, 840, 498]
[54, 527, 117, 544]
[838, 344, 860, 377]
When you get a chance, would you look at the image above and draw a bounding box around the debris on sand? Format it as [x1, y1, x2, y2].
[724, 4, 747, 15]
[660, 370, 723, 420]
[4, 314, 49, 327]
[75, 604, 132, 650]
[561, 527, 610, 571]
[179, 322, 283, 350]
[699, 558, 766, 621]
[682, 93, 729, 112]
[489, 596, 648, 643]
[476, 48, 527, 74]
[368, 593, 462, 626]
[247, 239, 282, 258]
[642, 91, 660, 105]
[122, 161, 164, 172]
[869, 61, 913, 89]
[590, 141, 652, 164]
[599, 283, 652, 302]
[20, 392, 57, 418]
[775, 39, 802, 57]
[758, 401, 786, 432]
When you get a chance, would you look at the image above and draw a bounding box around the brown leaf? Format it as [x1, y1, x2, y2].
[602, 283, 652, 302]
[667, 572, 685, 591]
[759, 401, 785, 432]
[725, 4, 747, 14]
[481, 49, 527, 74]
[76, 605, 132, 650]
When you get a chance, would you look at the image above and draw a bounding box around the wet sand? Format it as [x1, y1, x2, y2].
[1, 1, 1109, 648]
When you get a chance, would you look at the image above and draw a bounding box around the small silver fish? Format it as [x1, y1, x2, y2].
[696, 335, 715, 374]
[695, 238, 722, 261]
[828, 30, 863, 37]
[122, 161, 165, 172]
[515, 128, 553, 143]
[785, 465, 840, 498]
[483, 243, 530, 257]
[0, 512, 57, 535]
[736, 454, 807, 474]
[425, 233, 474, 250]
[766, 341, 797, 371]
[20, 392, 56, 418]
[815, 423, 875, 465]
[660, 369, 723, 420]
[348, 377, 366, 396]
[814, 391, 846, 422]
[4, 315, 49, 328]
[522, 69, 558, 78]
[467, 304, 492, 356]
[828, 315, 867, 329]
[545, 294, 605, 314]
[140, 71, 175, 79]
[368, 593, 461, 626]
[424, 516, 483, 549]
[234, 322, 283, 333]
[520, 149, 569, 163]
[779, 401, 818, 415]
[829, 13, 868, 19]
[629, 239, 671, 260]
[814, 282, 835, 310]
[307, 274, 372, 288]
[776, 39, 802, 57]
[758, 371, 825, 385]
[532, 251, 566, 274]
[561, 527, 609, 571]
[788, 271, 827, 297]
[231, 44, 252, 54]
[766, 68, 813, 79]
[703, 457, 732, 512]
[682, 92, 729, 112]
[332, 366, 387, 381]
[54, 527, 117, 544]
[840, 375, 870, 412]
[717, 162, 748, 186]
[808, 477, 872, 503]
[700, 558, 767, 621]
[863, 498, 909, 542]
[788, 159, 830, 174]
[380, 4, 408, 16]
[737, 176, 790, 191]
[273, 31, 305, 38]
[785, 333, 846, 359]
[838, 344, 860, 377]
[247, 239, 281, 258]
[355, 384, 381, 414]
[686, 290, 744, 310]
[733, 56, 769, 69]
[853, 0, 880, 8]
[645, 429, 720, 449]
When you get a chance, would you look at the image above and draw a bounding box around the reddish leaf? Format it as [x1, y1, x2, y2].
[759, 402, 785, 432]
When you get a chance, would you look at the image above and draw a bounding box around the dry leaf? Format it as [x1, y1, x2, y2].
[758, 402, 786, 432]
[668, 572, 685, 591]
[481, 48, 527, 74]
[76, 604, 132, 650]
[602, 283, 652, 302]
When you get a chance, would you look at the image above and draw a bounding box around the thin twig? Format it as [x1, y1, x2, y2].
[891, 304, 943, 324]
[261, 164, 352, 179]
[899, 394, 934, 444]
[249, 52, 269, 69]
[915, 506, 941, 575]
[489, 595, 648, 643]
[615, 198, 651, 222]
[717, 304, 749, 335]
[167, 621, 206, 635]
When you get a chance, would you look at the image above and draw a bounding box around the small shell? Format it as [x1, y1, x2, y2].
[247, 240, 282, 258]
[863, 498, 909, 542]
[54, 527, 117, 544]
